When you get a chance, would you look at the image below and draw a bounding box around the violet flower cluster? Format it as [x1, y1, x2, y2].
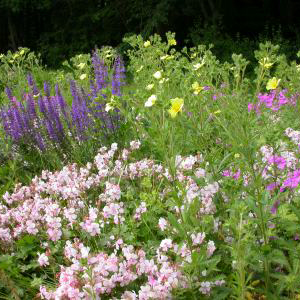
[0, 52, 125, 152]
[248, 89, 298, 115]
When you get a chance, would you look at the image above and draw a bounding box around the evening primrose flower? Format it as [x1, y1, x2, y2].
[77, 62, 85, 69]
[146, 84, 154, 90]
[136, 65, 144, 73]
[160, 55, 169, 60]
[105, 96, 117, 111]
[105, 102, 114, 112]
[160, 54, 174, 60]
[145, 94, 157, 107]
[266, 77, 280, 90]
[259, 57, 273, 69]
[168, 38, 177, 46]
[168, 97, 184, 118]
[192, 82, 204, 95]
[144, 40, 151, 48]
[193, 61, 205, 70]
[80, 74, 87, 80]
[153, 71, 162, 79]
[159, 77, 169, 84]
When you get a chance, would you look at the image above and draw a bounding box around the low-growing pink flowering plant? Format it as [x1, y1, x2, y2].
[0, 141, 225, 299]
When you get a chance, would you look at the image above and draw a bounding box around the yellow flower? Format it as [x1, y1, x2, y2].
[145, 94, 157, 107]
[136, 65, 144, 73]
[105, 96, 117, 112]
[234, 153, 240, 158]
[105, 102, 114, 112]
[266, 77, 280, 90]
[159, 77, 169, 84]
[13, 53, 19, 59]
[146, 84, 154, 90]
[193, 61, 205, 70]
[77, 62, 85, 69]
[168, 39, 177, 46]
[153, 71, 162, 79]
[19, 49, 25, 56]
[168, 97, 184, 118]
[160, 55, 169, 60]
[213, 110, 221, 114]
[144, 41, 151, 48]
[192, 82, 204, 95]
[259, 57, 273, 69]
[80, 74, 87, 80]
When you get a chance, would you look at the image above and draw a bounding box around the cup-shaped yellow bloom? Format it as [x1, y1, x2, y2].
[259, 57, 273, 69]
[77, 62, 86, 69]
[146, 84, 154, 90]
[105, 102, 114, 112]
[192, 82, 204, 95]
[145, 95, 157, 107]
[193, 61, 205, 70]
[153, 71, 162, 79]
[136, 65, 144, 73]
[168, 39, 177, 46]
[266, 77, 280, 90]
[144, 41, 151, 48]
[168, 98, 184, 118]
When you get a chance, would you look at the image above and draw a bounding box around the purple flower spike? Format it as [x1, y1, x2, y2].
[112, 56, 126, 96]
[5, 87, 13, 101]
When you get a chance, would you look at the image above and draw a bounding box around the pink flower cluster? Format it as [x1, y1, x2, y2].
[0, 140, 223, 297]
[40, 241, 187, 299]
[248, 89, 298, 114]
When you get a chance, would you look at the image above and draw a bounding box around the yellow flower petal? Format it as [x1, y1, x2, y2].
[168, 39, 177, 46]
[168, 98, 184, 117]
[144, 41, 151, 48]
[168, 108, 178, 118]
[266, 77, 280, 90]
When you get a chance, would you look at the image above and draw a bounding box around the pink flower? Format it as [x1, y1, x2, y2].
[38, 252, 49, 267]
[158, 218, 168, 231]
[207, 241, 216, 257]
[222, 170, 231, 177]
[159, 239, 173, 252]
[130, 140, 141, 150]
[191, 232, 206, 246]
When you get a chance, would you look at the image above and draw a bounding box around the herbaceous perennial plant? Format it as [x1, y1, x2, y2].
[0, 142, 225, 299]
[0, 50, 125, 162]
